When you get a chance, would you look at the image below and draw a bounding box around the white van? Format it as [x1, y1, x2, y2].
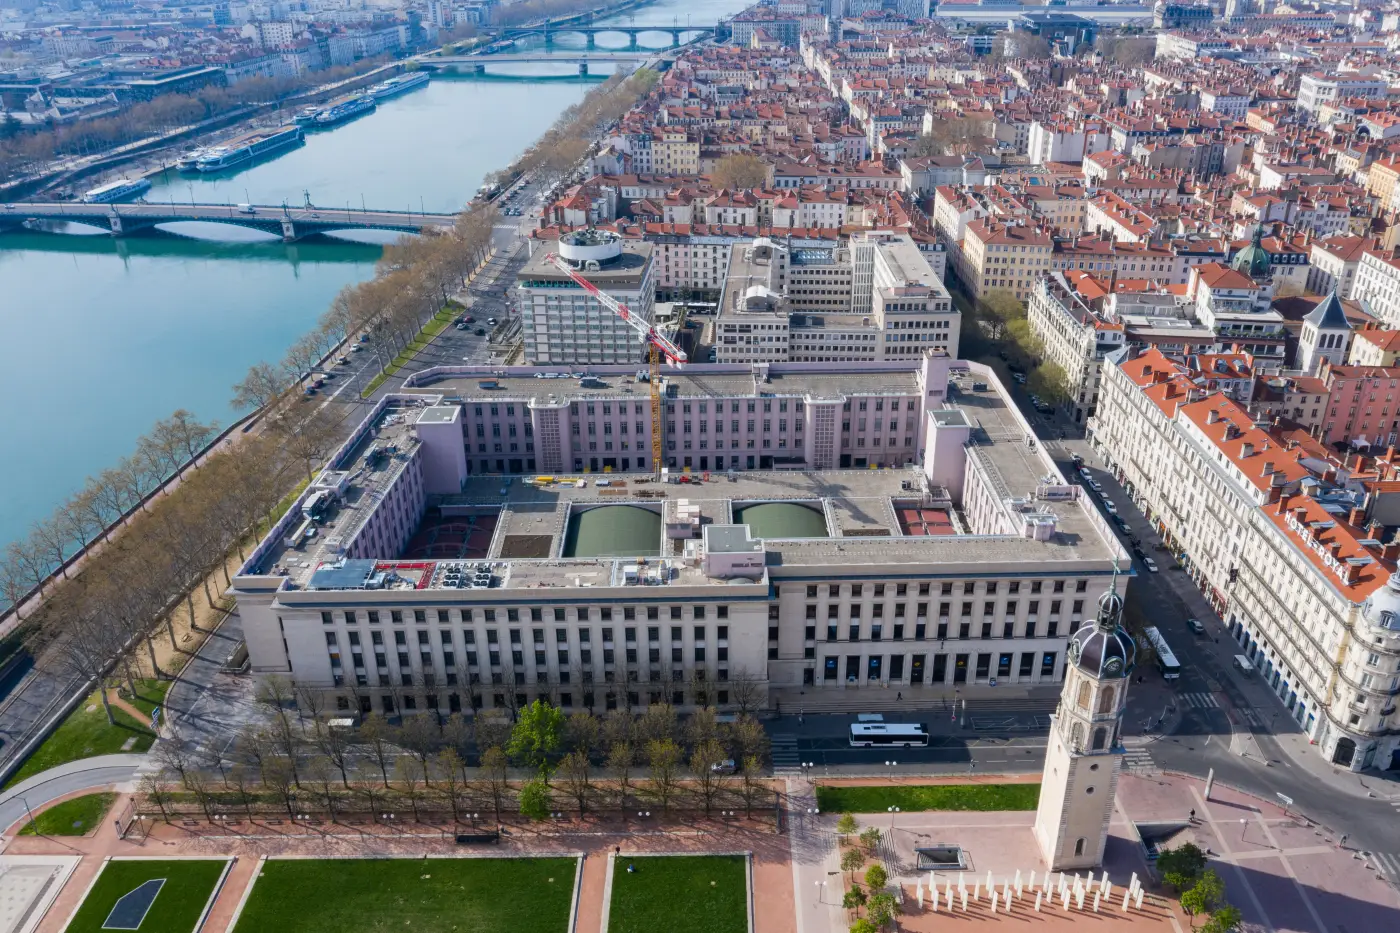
[1233, 655, 1254, 675]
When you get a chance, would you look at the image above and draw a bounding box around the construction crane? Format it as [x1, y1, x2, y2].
[545, 252, 686, 477]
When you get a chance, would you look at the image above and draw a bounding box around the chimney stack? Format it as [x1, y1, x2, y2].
[1348, 506, 1366, 527]
[1241, 441, 1254, 458]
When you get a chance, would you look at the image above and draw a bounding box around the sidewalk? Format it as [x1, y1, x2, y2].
[1071, 438, 1400, 800]
[0, 755, 144, 840]
[769, 683, 1062, 716]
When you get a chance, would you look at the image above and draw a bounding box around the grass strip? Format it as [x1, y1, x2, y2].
[816, 783, 1040, 813]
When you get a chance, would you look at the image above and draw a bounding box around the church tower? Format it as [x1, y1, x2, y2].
[1033, 586, 1136, 871]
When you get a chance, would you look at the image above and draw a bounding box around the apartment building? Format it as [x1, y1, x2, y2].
[1090, 347, 1400, 770]
[231, 355, 1130, 720]
[516, 231, 656, 365]
[959, 220, 1054, 302]
[1353, 249, 1400, 328]
[1296, 73, 1389, 116]
[1307, 235, 1373, 300]
[1026, 273, 1125, 424]
[713, 233, 959, 364]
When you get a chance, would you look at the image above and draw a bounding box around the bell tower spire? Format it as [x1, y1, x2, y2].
[1033, 581, 1136, 870]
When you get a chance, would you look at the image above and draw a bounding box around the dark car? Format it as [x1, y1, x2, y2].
[1132, 545, 1148, 561]
[475, 327, 486, 336]
[1186, 618, 1206, 635]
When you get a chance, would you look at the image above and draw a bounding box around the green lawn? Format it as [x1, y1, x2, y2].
[3, 681, 168, 789]
[816, 783, 1041, 813]
[66, 859, 227, 933]
[608, 855, 748, 933]
[19, 792, 116, 836]
[233, 857, 577, 933]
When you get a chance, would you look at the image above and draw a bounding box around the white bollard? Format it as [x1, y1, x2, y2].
[1093, 891, 1101, 913]
[1035, 890, 1043, 912]
[1122, 887, 1131, 911]
[1102, 870, 1110, 886]
[991, 891, 999, 914]
[1130, 871, 1138, 892]
[1028, 869, 1036, 890]
[961, 890, 968, 912]
[1014, 869, 1022, 889]
[916, 881, 923, 909]
[1076, 888, 1085, 911]
[1135, 888, 1144, 910]
[930, 888, 937, 913]
[1104, 881, 1112, 901]
[1061, 886, 1069, 909]
[948, 887, 954, 911]
[973, 881, 980, 901]
[987, 870, 994, 892]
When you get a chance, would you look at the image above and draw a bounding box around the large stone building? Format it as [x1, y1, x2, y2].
[231, 353, 1129, 720]
[1090, 346, 1400, 770]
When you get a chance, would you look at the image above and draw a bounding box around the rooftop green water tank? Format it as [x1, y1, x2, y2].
[563, 505, 661, 558]
[734, 502, 827, 539]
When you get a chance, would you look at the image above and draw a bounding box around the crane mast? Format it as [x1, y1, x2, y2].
[545, 252, 686, 477]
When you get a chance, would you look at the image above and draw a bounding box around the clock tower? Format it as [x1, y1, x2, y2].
[1033, 586, 1136, 871]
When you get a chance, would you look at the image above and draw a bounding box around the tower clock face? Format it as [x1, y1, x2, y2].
[1104, 657, 1123, 676]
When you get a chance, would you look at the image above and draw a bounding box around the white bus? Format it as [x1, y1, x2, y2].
[1144, 626, 1181, 680]
[849, 723, 930, 747]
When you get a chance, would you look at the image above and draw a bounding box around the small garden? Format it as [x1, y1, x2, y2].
[833, 814, 901, 933]
[1157, 843, 1242, 933]
[607, 855, 747, 933]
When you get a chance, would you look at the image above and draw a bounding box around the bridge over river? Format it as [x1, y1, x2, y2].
[0, 201, 456, 241]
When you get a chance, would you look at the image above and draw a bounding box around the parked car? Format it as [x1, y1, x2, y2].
[1079, 467, 1093, 480]
[711, 759, 738, 774]
[475, 327, 486, 336]
[1102, 499, 1118, 515]
[1144, 557, 1159, 573]
[1114, 517, 1131, 535]
[1132, 545, 1147, 561]
[1186, 618, 1206, 635]
[336, 355, 351, 365]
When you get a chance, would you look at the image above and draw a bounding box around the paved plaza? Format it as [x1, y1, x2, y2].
[1, 769, 1397, 933]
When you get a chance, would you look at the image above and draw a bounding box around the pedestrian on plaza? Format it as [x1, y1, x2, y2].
[897, 692, 903, 701]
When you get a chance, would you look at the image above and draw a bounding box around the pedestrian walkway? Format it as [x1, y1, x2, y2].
[1178, 692, 1218, 709]
[1367, 850, 1400, 884]
[1121, 747, 1157, 775]
[771, 734, 801, 777]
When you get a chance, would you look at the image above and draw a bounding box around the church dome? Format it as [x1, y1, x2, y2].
[1231, 224, 1272, 279]
[1067, 588, 1135, 679]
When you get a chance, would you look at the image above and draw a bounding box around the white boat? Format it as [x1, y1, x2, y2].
[176, 149, 208, 172]
[81, 177, 152, 203]
[195, 126, 303, 172]
[368, 72, 430, 100]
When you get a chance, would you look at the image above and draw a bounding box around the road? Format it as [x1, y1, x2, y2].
[0, 754, 144, 835]
[1002, 365, 1400, 880]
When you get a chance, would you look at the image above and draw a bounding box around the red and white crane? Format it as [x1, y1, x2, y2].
[544, 252, 687, 365]
[545, 252, 686, 476]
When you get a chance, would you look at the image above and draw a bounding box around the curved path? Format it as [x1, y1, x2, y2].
[0, 754, 144, 836]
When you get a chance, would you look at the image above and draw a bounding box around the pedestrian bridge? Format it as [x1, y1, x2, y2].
[0, 201, 458, 241]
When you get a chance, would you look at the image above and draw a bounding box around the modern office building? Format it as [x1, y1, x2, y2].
[516, 229, 656, 365]
[714, 233, 959, 364]
[231, 351, 1129, 719]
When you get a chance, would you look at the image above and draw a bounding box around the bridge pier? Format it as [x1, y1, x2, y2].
[578, 62, 588, 76]
[670, 29, 681, 47]
[627, 31, 638, 51]
[281, 218, 297, 242]
[586, 33, 595, 50]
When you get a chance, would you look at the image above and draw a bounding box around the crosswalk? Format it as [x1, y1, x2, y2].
[1121, 746, 1158, 774]
[771, 733, 801, 776]
[1179, 692, 1219, 709]
[1367, 851, 1400, 882]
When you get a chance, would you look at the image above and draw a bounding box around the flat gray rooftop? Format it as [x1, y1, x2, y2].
[408, 365, 924, 404]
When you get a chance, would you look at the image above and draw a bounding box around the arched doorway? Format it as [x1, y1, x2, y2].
[1332, 737, 1357, 767]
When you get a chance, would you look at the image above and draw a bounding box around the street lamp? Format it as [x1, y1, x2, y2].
[885, 759, 898, 781]
[814, 879, 825, 905]
[888, 805, 900, 830]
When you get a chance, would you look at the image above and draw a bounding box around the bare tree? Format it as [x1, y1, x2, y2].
[607, 741, 634, 809]
[153, 740, 196, 789]
[255, 675, 303, 786]
[264, 756, 298, 819]
[227, 764, 257, 818]
[397, 713, 441, 784]
[435, 749, 466, 822]
[358, 712, 396, 787]
[481, 746, 510, 821]
[690, 739, 728, 817]
[311, 718, 353, 786]
[727, 668, 765, 715]
[232, 361, 290, 413]
[394, 756, 426, 821]
[565, 710, 601, 756]
[646, 738, 682, 814]
[138, 772, 173, 823]
[559, 749, 592, 816]
[307, 756, 343, 821]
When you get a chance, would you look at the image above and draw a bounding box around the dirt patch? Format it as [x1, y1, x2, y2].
[500, 534, 553, 559]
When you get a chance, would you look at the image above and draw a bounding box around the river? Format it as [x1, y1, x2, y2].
[0, 0, 754, 553]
